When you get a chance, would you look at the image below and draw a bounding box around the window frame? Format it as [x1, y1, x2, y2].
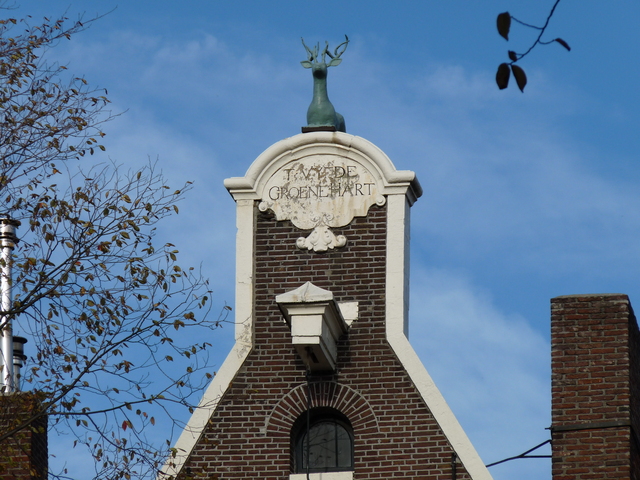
[292, 408, 354, 474]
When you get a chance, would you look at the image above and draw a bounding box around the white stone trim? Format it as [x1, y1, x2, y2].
[289, 472, 353, 480]
[163, 134, 491, 480]
[290, 473, 353, 480]
[159, 199, 256, 478]
[277, 282, 348, 372]
[386, 195, 411, 337]
[337, 301, 358, 327]
[385, 196, 493, 480]
[233, 200, 256, 345]
[224, 132, 422, 203]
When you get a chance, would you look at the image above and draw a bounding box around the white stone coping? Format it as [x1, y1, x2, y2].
[290, 472, 353, 480]
[158, 340, 251, 479]
[276, 282, 348, 332]
[386, 332, 494, 480]
[385, 195, 494, 480]
[224, 132, 422, 204]
[159, 199, 255, 479]
[162, 134, 493, 480]
[276, 281, 336, 305]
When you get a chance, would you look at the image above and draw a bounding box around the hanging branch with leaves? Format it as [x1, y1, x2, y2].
[495, 0, 570, 92]
[0, 12, 228, 480]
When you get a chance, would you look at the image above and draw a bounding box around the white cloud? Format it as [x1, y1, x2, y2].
[409, 268, 550, 480]
[336, 62, 640, 283]
[26, 14, 638, 480]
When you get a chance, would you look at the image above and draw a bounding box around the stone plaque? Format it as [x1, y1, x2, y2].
[259, 155, 385, 252]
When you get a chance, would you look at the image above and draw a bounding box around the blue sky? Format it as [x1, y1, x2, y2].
[10, 1, 640, 479]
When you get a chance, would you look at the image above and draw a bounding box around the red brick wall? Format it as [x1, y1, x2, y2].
[551, 294, 640, 480]
[181, 203, 470, 479]
[0, 393, 48, 479]
[629, 306, 640, 480]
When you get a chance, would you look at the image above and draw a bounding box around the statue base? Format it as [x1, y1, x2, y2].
[302, 126, 337, 133]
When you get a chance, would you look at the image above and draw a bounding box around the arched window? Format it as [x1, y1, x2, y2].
[292, 408, 354, 473]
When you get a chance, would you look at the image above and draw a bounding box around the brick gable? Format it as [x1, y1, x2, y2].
[180, 206, 470, 479]
[163, 132, 491, 480]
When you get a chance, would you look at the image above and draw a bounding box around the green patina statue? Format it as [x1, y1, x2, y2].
[301, 35, 349, 133]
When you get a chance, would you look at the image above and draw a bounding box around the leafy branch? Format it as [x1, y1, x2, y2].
[0, 11, 227, 480]
[495, 0, 570, 92]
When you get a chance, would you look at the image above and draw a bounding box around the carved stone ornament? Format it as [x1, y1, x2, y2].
[258, 155, 386, 252]
[296, 218, 346, 252]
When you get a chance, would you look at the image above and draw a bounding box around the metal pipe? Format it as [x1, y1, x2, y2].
[451, 452, 457, 480]
[13, 336, 27, 391]
[0, 217, 20, 392]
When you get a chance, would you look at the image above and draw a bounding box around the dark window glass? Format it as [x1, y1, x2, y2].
[293, 410, 353, 473]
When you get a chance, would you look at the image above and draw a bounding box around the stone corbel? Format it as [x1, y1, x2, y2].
[276, 282, 349, 372]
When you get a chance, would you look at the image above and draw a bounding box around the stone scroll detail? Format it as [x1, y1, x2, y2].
[258, 156, 385, 252]
[295, 216, 347, 252]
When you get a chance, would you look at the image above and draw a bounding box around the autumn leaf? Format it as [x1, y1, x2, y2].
[511, 64, 527, 92]
[497, 12, 511, 40]
[555, 38, 571, 51]
[496, 63, 510, 90]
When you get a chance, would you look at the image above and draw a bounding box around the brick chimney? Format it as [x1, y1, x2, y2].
[0, 393, 48, 479]
[551, 294, 640, 480]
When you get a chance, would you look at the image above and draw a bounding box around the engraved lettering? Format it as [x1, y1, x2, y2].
[261, 156, 384, 237]
[271, 172, 377, 198]
[302, 166, 315, 180]
[319, 166, 327, 178]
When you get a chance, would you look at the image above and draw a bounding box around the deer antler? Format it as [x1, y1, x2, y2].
[324, 35, 349, 60]
[322, 41, 330, 62]
[301, 35, 349, 69]
[324, 35, 349, 68]
[301, 38, 318, 62]
[333, 35, 349, 59]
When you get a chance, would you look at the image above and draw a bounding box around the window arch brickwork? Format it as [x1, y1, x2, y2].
[265, 381, 379, 439]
